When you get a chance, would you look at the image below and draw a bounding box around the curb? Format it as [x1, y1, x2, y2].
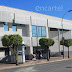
[0, 58, 72, 70]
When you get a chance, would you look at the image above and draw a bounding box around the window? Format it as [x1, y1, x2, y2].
[5, 49, 9, 56]
[33, 46, 44, 54]
[32, 26, 46, 37]
[12, 26, 17, 31]
[50, 28, 69, 31]
[4, 22, 9, 31]
[42, 27, 46, 37]
[37, 26, 41, 37]
[18, 51, 22, 55]
[12, 24, 17, 31]
[50, 28, 58, 31]
[32, 26, 37, 37]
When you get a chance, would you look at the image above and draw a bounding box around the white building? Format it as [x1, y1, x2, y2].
[0, 5, 72, 62]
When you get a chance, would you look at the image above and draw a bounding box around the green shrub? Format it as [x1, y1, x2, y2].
[60, 39, 72, 47]
[39, 38, 54, 47]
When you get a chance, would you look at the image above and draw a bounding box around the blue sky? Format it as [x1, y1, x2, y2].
[0, 0, 72, 20]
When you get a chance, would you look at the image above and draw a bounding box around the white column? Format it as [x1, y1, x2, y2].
[58, 29, 60, 53]
[22, 45, 25, 63]
[46, 19, 49, 38]
[29, 16, 33, 54]
[9, 23, 12, 31]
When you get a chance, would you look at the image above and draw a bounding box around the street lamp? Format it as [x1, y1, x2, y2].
[61, 10, 72, 59]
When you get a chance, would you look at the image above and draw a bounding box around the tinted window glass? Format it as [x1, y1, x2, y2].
[42, 27, 46, 37]
[37, 26, 41, 37]
[12, 26, 17, 31]
[4, 22, 9, 31]
[32, 26, 46, 37]
[32, 26, 37, 37]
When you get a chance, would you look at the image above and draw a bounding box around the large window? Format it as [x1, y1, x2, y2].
[37, 26, 41, 37]
[32, 26, 37, 37]
[42, 27, 46, 37]
[4, 22, 9, 31]
[12, 26, 17, 31]
[32, 26, 46, 37]
[12, 24, 17, 31]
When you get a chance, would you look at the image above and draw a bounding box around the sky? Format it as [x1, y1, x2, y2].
[0, 0, 72, 20]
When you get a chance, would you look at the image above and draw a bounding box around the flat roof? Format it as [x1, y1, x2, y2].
[0, 5, 72, 22]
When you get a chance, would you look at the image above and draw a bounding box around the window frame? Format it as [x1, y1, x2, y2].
[12, 24, 17, 31]
[4, 22, 9, 31]
[41, 27, 46, 37]
[32, 25, 46, 37]
[32, 26, 37, 37]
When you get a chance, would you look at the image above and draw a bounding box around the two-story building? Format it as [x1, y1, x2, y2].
[0, 5, 72, 62]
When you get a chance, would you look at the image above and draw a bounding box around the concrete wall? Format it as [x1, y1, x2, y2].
[49, 29, 72, 52]
[0, 6, 72, 30]
[0, 50, 5, 60]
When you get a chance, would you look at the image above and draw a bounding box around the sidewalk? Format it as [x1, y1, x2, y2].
[0, 56, 72, 70]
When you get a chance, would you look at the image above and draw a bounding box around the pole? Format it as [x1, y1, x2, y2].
[68, 47, 69, 58]
[61, 11, 70, 59]
[58, 29, 60, 56]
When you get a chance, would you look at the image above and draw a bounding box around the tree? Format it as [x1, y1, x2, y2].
[39, 38, 55, 61]
[1, 35, 10, 47]
[10, 34, 23, 65]
[60, 39, 72, 58]
[1, 34, 23, 65]
[1, 35, 10, 55]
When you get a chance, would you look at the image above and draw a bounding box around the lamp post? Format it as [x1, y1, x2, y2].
[61, 10, 72, 59]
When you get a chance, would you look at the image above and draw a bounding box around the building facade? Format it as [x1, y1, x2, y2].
[0, 5, 72, 62]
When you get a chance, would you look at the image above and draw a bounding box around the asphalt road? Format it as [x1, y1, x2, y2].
[0, 59, 72, 72]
